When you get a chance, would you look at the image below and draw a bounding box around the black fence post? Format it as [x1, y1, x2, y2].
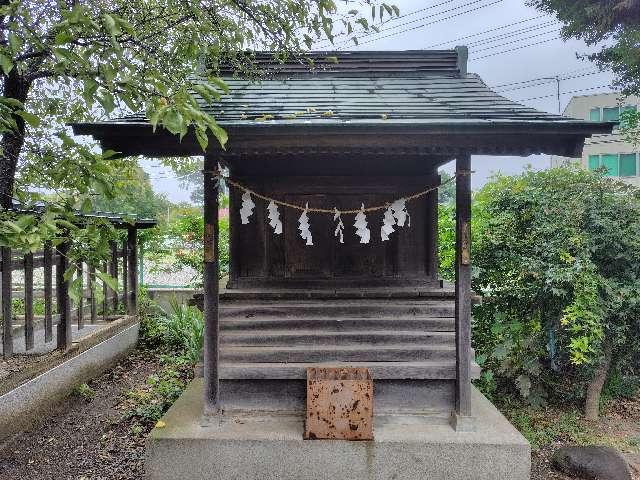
[43, 243, 53, 342]
[127, 227, 137, 316]
[2, 246, 12, 358]
[56, 240, 71, 350]
[24, 253, 34, 350]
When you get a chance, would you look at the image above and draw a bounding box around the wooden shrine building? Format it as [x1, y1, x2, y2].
[73, 49, 612, 480]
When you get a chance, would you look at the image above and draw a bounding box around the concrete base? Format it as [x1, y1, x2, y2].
[146, 379, 530, 480]
[0, 321, 139, 439]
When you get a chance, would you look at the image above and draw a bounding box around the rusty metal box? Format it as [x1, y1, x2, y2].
[304, 367, 373, 440]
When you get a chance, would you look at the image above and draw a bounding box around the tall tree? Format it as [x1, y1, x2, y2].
[529, 0, 640, 95]
[0, 0, 398, 256]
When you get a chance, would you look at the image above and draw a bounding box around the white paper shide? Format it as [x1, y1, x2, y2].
[333, 208, 344, 244]
[298, 203, 313, 246]
[267, 201, 282, 234]
[354, 203, 371, 244]
[240, 191, 255, 225]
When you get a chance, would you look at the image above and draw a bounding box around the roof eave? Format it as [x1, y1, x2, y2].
[71, 119, 612, 159]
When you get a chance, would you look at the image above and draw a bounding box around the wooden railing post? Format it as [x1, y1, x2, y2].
[76, 260, 84, 329]
[24, 253, 34, 350]
[89, 264, 97, 324]
[43, 243, 53, 343]
[122, 238, 128, 311]
[453, 153, 473, 430]
[203, 159, 221, 414]
[126, 227, 137, 316]
[102, 260, 108, 321]
[2, 246, 13, 358]
[110, 241, 118, 311]
[56, 240, 71, 350]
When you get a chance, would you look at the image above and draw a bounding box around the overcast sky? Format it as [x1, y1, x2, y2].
[144, 0, 615, 201]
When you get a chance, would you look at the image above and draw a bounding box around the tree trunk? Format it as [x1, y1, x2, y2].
[0, 71, 31, 210]
[584, 336, 613, 420]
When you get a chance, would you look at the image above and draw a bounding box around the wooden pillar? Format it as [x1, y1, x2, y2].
[203, 158, 221, 414]
[454, 153, 473, 425]
[24, 253, 34, 350]
[56, 240, 72, 350]
[126, 227, 137, 316]
[2, 246, 12, 358]
[43, 243, 53, 342]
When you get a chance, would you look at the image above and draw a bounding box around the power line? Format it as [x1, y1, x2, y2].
[513, 84, 615, 103]
[490, 66, 595, 89]
[471, 28, 560, 54]
[315, 0, 462, 48]
[495, 70, 603, 93]
[465, 22, 557, 48]
[470, 35, 559, 60]
[422, 15, 548, 48]
[345, 0, 504, 48]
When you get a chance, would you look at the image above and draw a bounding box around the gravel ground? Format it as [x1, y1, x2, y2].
[1, 343, 638, 480]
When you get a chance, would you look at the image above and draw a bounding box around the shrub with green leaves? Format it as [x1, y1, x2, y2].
[440, 167, 640, 417]
[163, 207, 229, 287]
[157, 298, 204, 364]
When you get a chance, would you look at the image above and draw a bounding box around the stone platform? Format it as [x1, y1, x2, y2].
[146, 379, 530, 480]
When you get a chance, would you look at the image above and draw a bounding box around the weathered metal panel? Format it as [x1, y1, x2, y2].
[304, 367, 373, 441]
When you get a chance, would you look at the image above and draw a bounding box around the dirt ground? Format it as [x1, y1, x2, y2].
[0, 348, 161, 480]
[0, 344, 638, 480]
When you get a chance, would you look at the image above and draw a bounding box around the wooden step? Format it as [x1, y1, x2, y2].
[220, 300, 455, 319]
[219, 360, 481, 380]
[218, 285, 455, 301]
[221, 330, 455, 346]
[220, 317, 454, 332]
[221, 344, 455, 363]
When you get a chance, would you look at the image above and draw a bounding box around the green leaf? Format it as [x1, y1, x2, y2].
[8, 32, 22, 53]
[356, 18, 368, 30]
[208, 77, 229, 95]
[162, 108, 184, 136]
[68, 276, 83, 303]
[195, 127, 208, 151]
[98, 91, 115, 114]
[103, 14, 120, 36]
[15, 110, 40, 128]
[0, 53, 14, 75]
[96, 270, 119, 292]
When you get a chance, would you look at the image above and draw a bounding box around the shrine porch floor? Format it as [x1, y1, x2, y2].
[145, 378, 530, 480]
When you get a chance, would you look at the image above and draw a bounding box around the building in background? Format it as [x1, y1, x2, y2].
[551, 92, 640, 186]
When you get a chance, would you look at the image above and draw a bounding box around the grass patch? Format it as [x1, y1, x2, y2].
[72, 383, 96, 402]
